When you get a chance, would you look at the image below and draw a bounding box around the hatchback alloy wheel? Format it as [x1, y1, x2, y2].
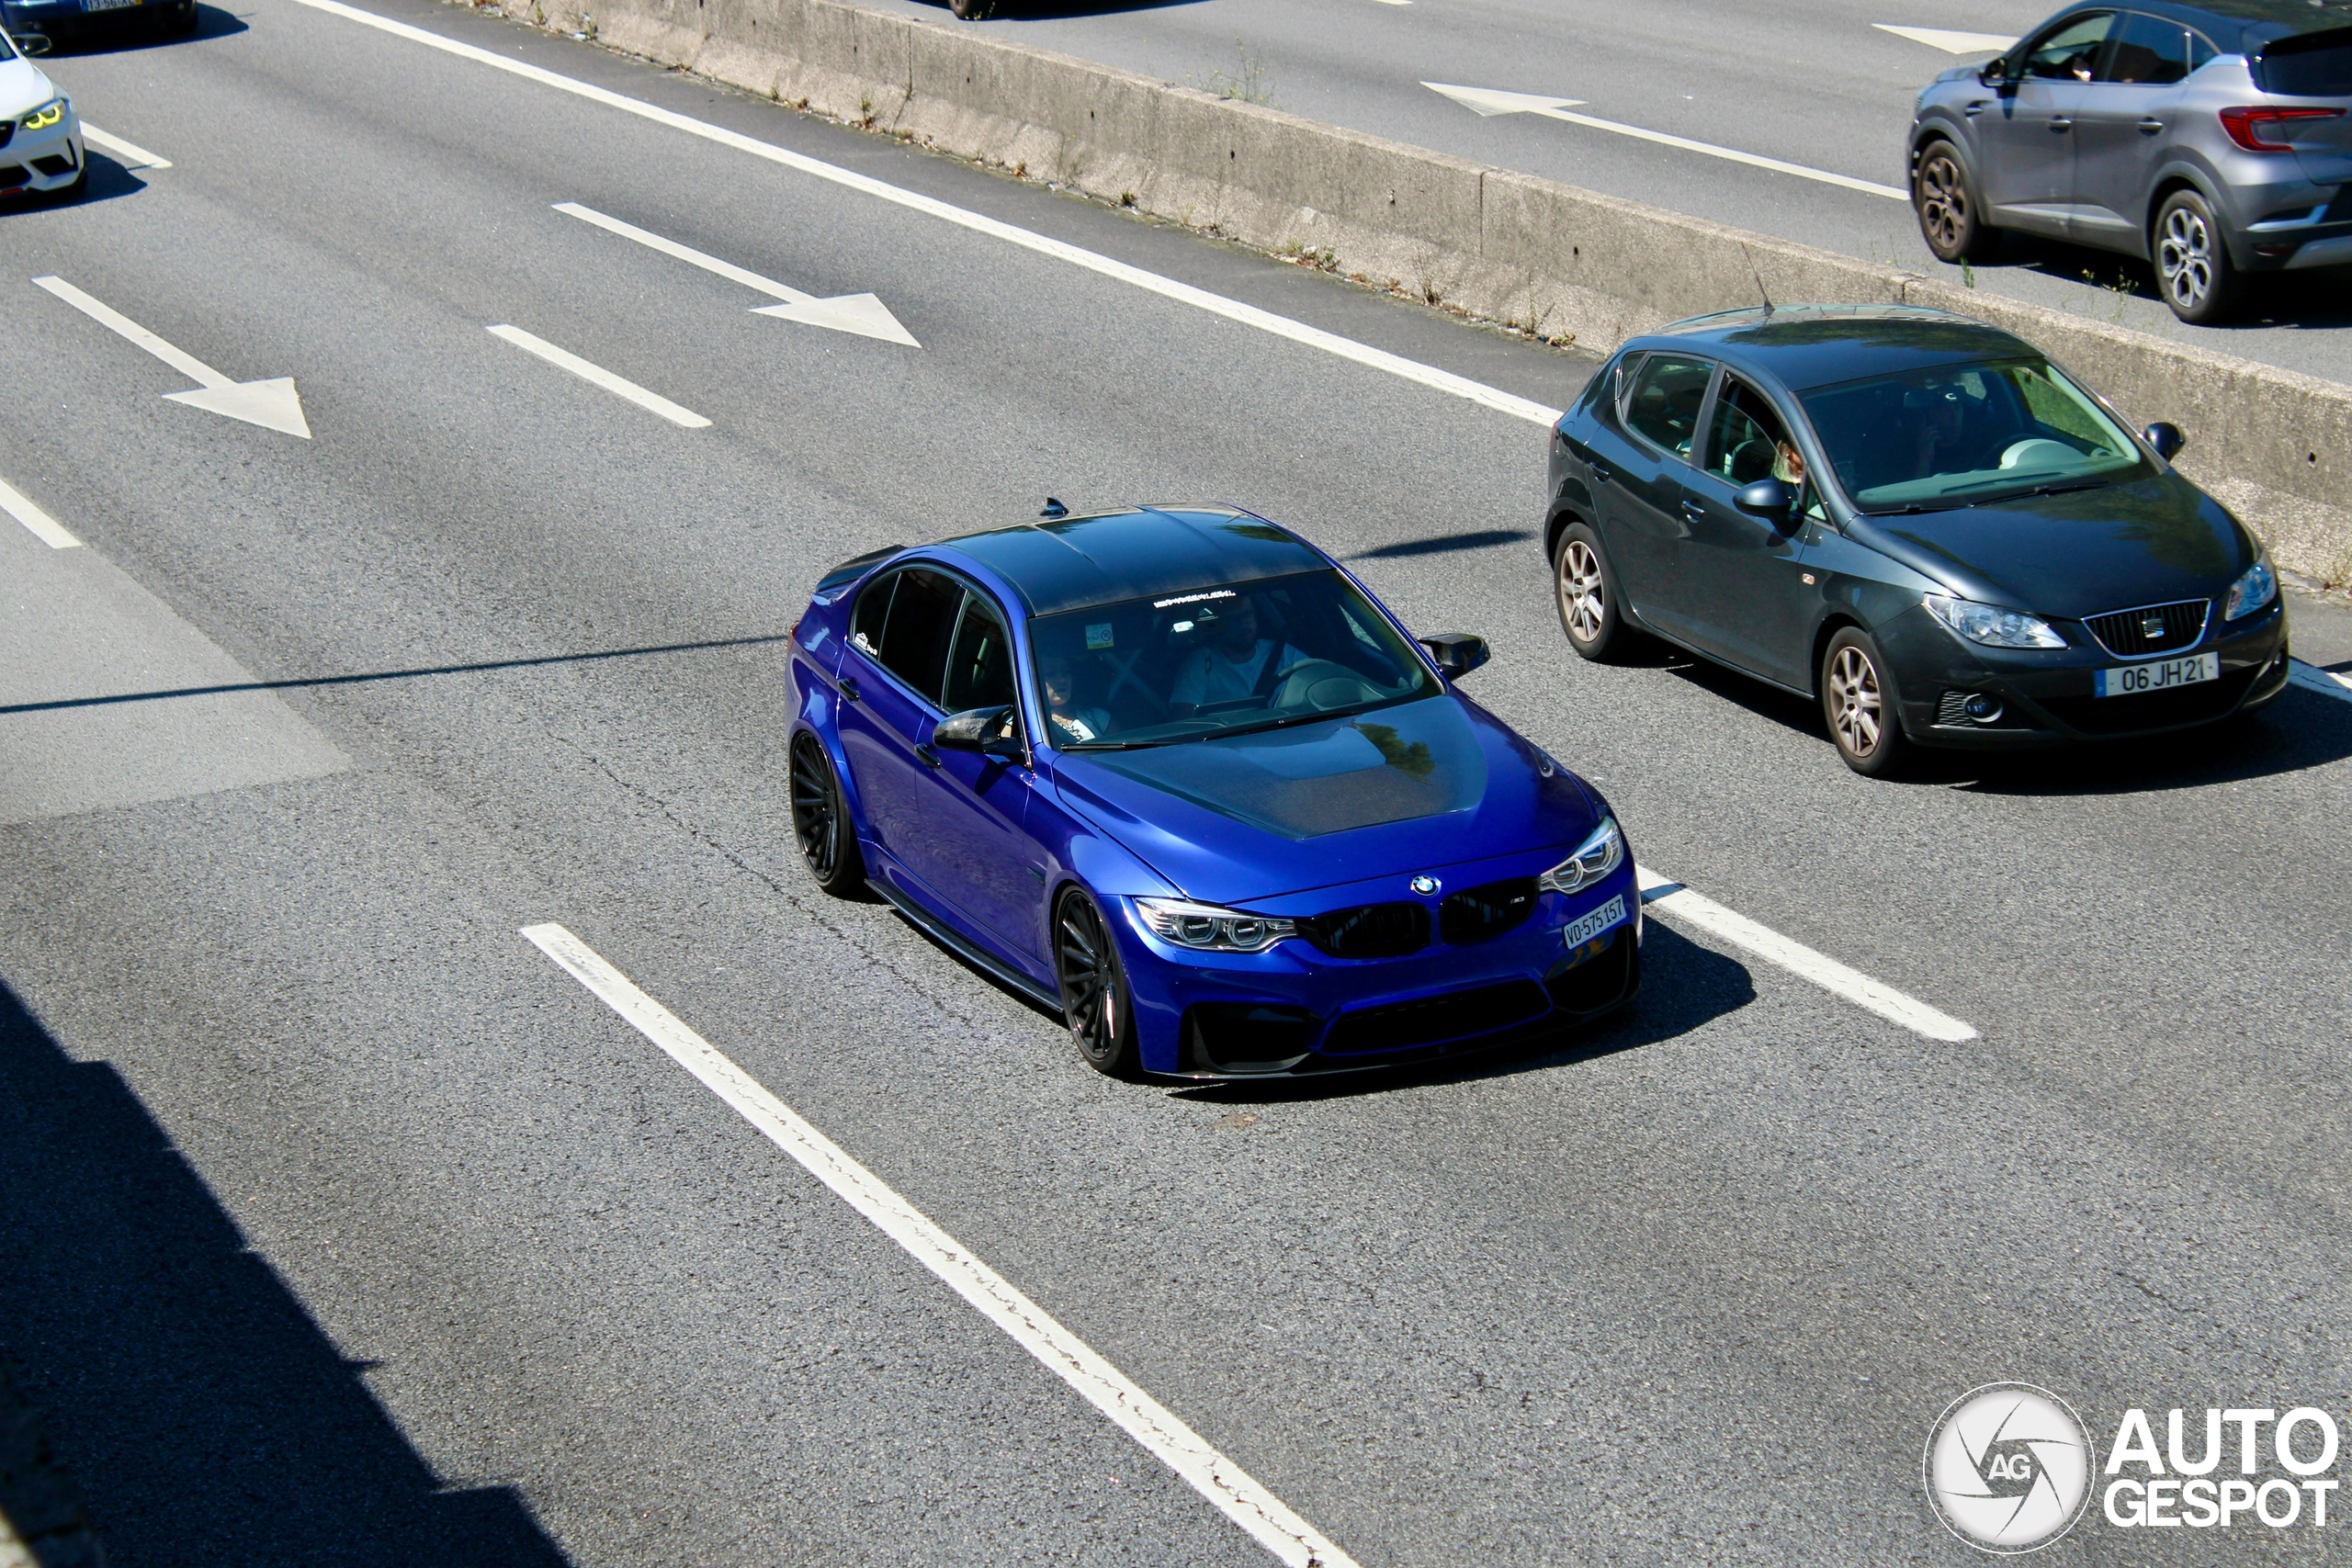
[1561, 540, 1605, 642]
[1055, 891, 1137, 1076]
[1554, 521, 1633, 660]
[1822, 628, 1909, 777]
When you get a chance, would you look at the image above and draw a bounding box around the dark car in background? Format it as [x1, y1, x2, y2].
[1910, 1, 2352, 321]
[1544, 305, 2291, 775]
[1, 0, 197, 44]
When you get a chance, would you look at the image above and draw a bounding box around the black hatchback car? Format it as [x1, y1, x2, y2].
[1544, 305, 2291, 774]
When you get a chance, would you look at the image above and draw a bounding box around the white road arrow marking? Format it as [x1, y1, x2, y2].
[79, 124, 172, 169]
[487, 323, 712, 427]
[1423, 81, 1908, 200]
[555, 201, 920, 346]
[32, 276, 311, 437]
[1873, 24, 2017, 56]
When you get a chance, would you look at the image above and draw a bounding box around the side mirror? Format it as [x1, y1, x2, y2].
[1419, 632, 1491, 680]
[933, 705, 1023, 760]
[2143, 422, 2185, 461]
[1734, 479, 1797, 522]
[1977, 57, 2006, 87]
[16, 32, 51, 54]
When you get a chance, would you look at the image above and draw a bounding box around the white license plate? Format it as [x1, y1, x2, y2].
[2095, 652, 2218, 698]
[1562, 895, 1628, 950]
[84, 0, 142, 10]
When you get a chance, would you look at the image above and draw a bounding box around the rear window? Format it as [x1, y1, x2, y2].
[2257, 30, 2352, 96]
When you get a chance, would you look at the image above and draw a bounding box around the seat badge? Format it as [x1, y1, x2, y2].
[1410, 874, 1442, 897]
[2140, 612, 2165, 638]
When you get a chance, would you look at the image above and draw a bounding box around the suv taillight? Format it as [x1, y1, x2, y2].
[2219, 105, 2345, 152]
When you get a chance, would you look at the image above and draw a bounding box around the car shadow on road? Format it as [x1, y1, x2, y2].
[0, 152, 146, 215]
[35, 4, 246, 53]
[0, 976, 575, 1568]
[1168, 920, 1758, 1105]
[1970, 236, 2352, 333]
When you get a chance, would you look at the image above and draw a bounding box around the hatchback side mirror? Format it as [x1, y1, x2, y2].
[2143, 421, 2185, 460]
[1734, 479, 1797, 523]
[933, 705, 1024, 760]
[1419, 632, 1491, 680]
[16, 32, 51, 54]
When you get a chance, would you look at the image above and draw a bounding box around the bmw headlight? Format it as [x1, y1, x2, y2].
[1923, 592, 2066, 649]
[2224, 558, 2277, 621]
[20, 100, 65, 133]
[1135, 897, 1295, 953]
[1538, 816, 1622, 897]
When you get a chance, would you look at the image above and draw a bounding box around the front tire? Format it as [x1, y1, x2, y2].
[1913, 140, 1999, 265]
[789, 732, 866, 897]
[2154, 189, 2240, 324]
[1821, 627, 1909, 778]
[1054, 890, 1138, 1077]
[1553, 521, 1635, 662]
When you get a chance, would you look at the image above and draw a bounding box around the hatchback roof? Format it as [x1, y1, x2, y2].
[935, 506, 1327, 616]
[1641, 305, 2039, 391]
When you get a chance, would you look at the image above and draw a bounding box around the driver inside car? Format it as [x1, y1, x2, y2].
[1040, 653, 1114, 745]
[1169, 592, 1311, 718]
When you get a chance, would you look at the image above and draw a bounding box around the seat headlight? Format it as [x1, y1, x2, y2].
[1923, 592, 2065, 649]
[2224, 558, 2277, 621]
[20, 100, 65, 133]
[1538, 816, 1623, 897]
[1135, 897, 1295, 953]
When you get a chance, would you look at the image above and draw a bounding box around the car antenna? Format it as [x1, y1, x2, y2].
[1039, 497, 1069, 519]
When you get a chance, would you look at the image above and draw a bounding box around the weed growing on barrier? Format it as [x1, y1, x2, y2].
[1193, 39, 1275, 107]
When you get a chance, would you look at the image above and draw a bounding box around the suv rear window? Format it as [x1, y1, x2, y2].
[2257, 28, 2352, 96]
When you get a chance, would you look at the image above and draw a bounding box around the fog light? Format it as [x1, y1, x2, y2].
[1963, 694, 2004, 724]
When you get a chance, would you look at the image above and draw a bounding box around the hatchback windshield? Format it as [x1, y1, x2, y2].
[1798, 358, 2149, 513]
[1028, 569, 1436, 749]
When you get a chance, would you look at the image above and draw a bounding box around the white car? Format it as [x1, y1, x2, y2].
[0, 28, 84, 202]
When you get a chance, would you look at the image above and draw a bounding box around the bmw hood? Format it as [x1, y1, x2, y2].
[0, 62, 54, 118]
[1853, 473, 2256, 620]
[1046, 694, 1602, 905]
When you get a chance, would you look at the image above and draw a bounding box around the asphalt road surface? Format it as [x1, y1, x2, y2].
[844, 0, 2352, 389]
[4, 4, 2352, 1564]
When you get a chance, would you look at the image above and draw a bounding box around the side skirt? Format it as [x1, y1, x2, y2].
[865, 875, 1065, 1012]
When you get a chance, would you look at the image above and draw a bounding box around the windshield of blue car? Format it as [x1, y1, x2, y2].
[1028, 569, 1438, 750]
[1797, 358, 2151, 513]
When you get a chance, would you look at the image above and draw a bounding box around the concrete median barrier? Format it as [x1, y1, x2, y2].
[512, 0, 2350, 586]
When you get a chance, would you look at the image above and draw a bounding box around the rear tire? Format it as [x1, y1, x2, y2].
[1054, 889, 1138, 1077]
[1553, 521, 1636, 662]
[789, 732, 866, 897]
[2154, 188, 2240, 324]
[1821, 627, 1910, 778]
[1913, 140, 2000, 265]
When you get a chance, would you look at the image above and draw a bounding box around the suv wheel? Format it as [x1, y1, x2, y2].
[1913, 141, 1998, 264]
[2155, 189, 2240, 324]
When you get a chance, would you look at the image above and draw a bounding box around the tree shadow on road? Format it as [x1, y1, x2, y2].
[0, 976, 574, 1568]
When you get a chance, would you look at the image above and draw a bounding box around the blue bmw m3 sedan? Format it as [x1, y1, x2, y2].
[788, 505, 1641, 1080]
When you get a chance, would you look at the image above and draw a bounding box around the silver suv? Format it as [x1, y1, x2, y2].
[1909, 2, 2352, 321]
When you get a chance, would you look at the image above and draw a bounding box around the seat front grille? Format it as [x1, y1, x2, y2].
[2084, 598, 2210, 659]
[1298, 901, 1429, 959]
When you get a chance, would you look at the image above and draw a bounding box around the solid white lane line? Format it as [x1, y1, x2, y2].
[2289, 660, 2352, 703]
[1423, 83, 1907, 202]
[486, 324, 712, 427]
[552, 201, 920, 345]
[0, 473, 79, 548]
[284, 0, 1558, 428]
[1873, 24, 2016, 56]
[36, 274, 220, 387]
[80, 124, 173, 169]
[520, 924, 1362, 1568]
[1634, 865, 1979, 1042]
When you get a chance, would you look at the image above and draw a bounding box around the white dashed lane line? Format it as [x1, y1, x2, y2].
[486, 323, 712, 427]
[80, 124, 173, 169]
[0, 472, 80, 548]
[521, 923, 1364, 1568]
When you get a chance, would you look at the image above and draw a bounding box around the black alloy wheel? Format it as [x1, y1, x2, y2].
[1913, 141, 1997, 265]
[1821, 627, 1910, 778]
[2154, 188, 2240, 324]
[1554, 522, 1634, 661]
[1055, 890, 1138, 1077]
[789, 732, 865, 896]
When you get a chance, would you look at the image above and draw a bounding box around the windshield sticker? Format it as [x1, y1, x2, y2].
[1152, 589, 1238, 609]
[1086, 623, 1115, 649]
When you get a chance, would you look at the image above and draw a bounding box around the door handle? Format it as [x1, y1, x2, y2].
[1963, 101, 1984, 117]
[2137, 117, 2164, 134]
[2047, 117, 2073, 131]
[1680, 498, 1707, 520]
[836, 675, 861, 702]
[1589, 461, 1613, 485]
[915, 743, 943, 768]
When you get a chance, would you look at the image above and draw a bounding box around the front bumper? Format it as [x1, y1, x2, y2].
[1881, 595, 2290, 750]
[0, 114, 80, 197]
[1114, 850, 1645, 1080]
